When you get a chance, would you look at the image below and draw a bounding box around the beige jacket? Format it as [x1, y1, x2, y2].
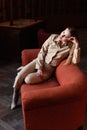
[35, 34, 80, 70]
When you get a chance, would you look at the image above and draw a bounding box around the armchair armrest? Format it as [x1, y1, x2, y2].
[21, 49, 40, 66]
[21, 82, 87, 111]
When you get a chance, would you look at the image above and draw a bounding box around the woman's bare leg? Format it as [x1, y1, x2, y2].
[11, 59, 36, 110]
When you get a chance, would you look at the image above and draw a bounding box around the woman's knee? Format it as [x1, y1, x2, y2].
[24, 74, 37, 84]
[24, 75, 31, 84]
[24, 73, 42, 84]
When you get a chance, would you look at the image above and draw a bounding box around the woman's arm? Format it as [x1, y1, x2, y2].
[64, 37, 81, 65]
[69, 37, 81, 64]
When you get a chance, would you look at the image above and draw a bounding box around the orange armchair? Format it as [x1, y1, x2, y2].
[21, 49, 87, 130]
[20, 29, 87, 130]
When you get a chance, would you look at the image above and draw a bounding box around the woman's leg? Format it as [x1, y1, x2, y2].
[13, 59, 36, 88]
[11, 59, 36, 110]
[24, 63, 55, 84]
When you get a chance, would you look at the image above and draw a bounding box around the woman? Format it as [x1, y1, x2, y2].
[11, 27, 80, 110]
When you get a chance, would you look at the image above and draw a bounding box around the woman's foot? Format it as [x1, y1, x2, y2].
[11, 88, 19, 110]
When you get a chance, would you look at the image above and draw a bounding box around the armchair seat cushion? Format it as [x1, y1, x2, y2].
[21, 77, 59, 110]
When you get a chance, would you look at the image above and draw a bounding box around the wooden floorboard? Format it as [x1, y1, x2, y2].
[0, 60, 24, 130]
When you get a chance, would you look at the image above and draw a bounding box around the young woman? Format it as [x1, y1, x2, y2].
[11, 27, 80, 110]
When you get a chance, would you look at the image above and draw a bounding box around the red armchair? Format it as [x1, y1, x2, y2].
[21, 29, 87, 130]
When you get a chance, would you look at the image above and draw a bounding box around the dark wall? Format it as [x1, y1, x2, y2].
[0, 0, 87, 22]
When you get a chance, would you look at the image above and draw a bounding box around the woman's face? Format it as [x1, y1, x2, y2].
[60, 28, 71, 43]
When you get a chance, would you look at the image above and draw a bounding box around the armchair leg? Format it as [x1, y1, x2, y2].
[77, 126, 83, 130]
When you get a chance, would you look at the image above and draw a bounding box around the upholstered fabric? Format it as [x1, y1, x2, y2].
[21, 49, 40, 66]
[37, 29, 50, 48]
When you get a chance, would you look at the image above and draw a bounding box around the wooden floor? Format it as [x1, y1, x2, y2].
[0, 57, 87, 130]
[0, 59, 24, 130]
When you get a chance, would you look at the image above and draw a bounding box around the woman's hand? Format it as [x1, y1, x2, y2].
[17, 66, 24, 71]
[37, 69, 43, 77]
[68, 37, 79, 49]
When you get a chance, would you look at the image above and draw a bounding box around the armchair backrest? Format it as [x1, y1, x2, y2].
[56, 60, 87, 85]
[37, 29, 50, 48]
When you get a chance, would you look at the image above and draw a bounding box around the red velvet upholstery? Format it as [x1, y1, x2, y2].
[21, 30, 87, 130]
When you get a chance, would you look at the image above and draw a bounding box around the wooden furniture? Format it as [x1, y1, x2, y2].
[0, 19, 45, 59]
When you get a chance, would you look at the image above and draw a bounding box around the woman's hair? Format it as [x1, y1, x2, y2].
[68, 26, 78, 38]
